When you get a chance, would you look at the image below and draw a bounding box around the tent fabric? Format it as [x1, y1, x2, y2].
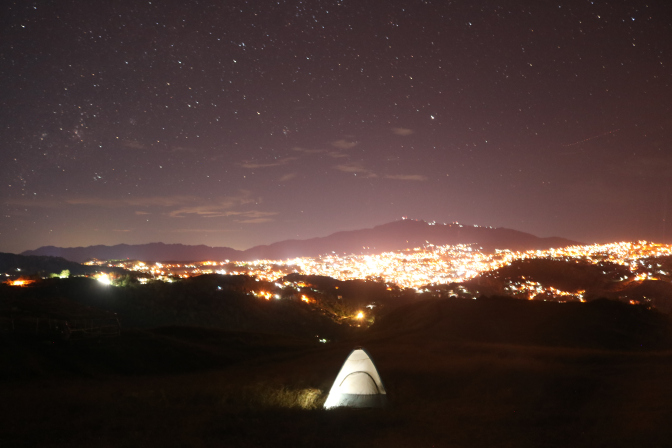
[324, 347, 387, 409]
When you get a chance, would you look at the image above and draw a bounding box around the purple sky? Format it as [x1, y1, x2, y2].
[2, 0, 671, 253]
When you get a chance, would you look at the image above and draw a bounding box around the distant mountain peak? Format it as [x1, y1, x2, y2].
[21, 220, 580, 263]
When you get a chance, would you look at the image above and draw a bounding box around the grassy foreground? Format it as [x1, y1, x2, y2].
[3, 325, 672, 448]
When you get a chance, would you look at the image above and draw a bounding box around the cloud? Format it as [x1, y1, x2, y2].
[8, 192, 276, 222]
[332, 163, 427, 181]
[292, 147, 326, 155]
[65, 195, 199, 208]
[168, 204, 254, 218]
[384, 174, 428, 181]
[391, 127, 414, 136]
[240, 157, 297, 169]
[334, 163, 378, 178]
[235, 218, 275, 224]
[169, 206, 278, 220]
[112, 229, 132, 232]
[168, 205, 237, 218]
[70, 194, 255, 219]
[331, 139, 358, 150]
[62, 194, 258, 211]
[121, 140, 146, 150]
[232, 210, 277, 219]
[231, 211, 278, 224]
[328, 151, 349, 158]
[279, 173, 296, 182]
[52, 192, 258, 217]
[172, 228, 239, 233]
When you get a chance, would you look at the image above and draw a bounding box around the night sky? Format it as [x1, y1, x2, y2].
[2, 0, 671, 254]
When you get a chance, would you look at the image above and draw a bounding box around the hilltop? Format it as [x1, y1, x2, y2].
[21, 219, 579, 262]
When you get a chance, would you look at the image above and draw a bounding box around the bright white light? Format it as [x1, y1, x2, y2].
[97, 274, 111, 285]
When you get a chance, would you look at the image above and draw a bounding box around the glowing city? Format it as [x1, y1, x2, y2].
[84, 241, 672, 302]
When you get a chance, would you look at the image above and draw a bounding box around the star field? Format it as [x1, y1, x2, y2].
[1, 0, 671, 253]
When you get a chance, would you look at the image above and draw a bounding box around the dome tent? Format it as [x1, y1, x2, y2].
[324, 347, 387, 409]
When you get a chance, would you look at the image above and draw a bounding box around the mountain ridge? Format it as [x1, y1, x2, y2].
[21, 219, 580, 263]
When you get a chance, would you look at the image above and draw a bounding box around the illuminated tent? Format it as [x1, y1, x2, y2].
[324, 347, 387, 409]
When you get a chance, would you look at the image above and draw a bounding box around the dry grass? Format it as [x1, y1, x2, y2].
[4, 298, 672, 448]
[3, 336, 672, 447]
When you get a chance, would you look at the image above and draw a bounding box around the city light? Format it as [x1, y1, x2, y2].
[83, 241, 672, 304]
[96, 273, 111, 285]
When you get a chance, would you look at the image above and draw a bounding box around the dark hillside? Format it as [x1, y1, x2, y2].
[281, 273, 408, 307]
[463, 258, 672, 311]
[0, 252, 125, 277]
[465, 258, 630, 297]
[368, 297, 672, 351]
[1, 276, 351, 340]
[4, 285, 672, 447]
[616, 280, 672, 313]
[0, 326, 315, 380]
[20, 242, 243, 264]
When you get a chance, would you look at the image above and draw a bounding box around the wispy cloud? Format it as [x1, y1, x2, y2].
[14, 192, 268, 218]
[236, 217, 275, 224]
[169, 206, 278, 221]
[240, 157, 297, 169]
[121, 140, 146, 150]
[231, 210, 277, 219]
[391, 127, 415, 136]
[9, 192, 277, 224]
[230, 211, 278, 224]
[334, 163, 378, 178]
[168, 196, 258, 218]
[332, 163, 426, 181]
[384, 174, 428, 181]
[168, 206, 241, 218]
[328, 151, 349, 158]
[172, 228, 239, 233]
[279, 173, 296, 182]
[292, 147, 327, 155]
[65, 195, 200, 208]
[331, 139, 358, 150]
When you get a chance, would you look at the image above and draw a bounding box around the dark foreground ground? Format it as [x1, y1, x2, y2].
[3, 299, 672, 447]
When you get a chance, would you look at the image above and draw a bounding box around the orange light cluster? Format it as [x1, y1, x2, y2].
[255, 291, 272, 300]
[7, 279, 35, 287]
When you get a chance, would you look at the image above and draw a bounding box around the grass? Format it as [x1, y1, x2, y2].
[3, 331, 672, 447]
[3, 297, 672, 447]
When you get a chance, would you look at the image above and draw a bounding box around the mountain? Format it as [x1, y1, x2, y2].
[21, 219, 580, 263]
[21, 243, 244, 264]
[242, 219, 579, 260]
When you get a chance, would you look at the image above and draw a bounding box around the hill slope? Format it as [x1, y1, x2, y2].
[0, 252, 126, 277]
[369, 297, 672, 351]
